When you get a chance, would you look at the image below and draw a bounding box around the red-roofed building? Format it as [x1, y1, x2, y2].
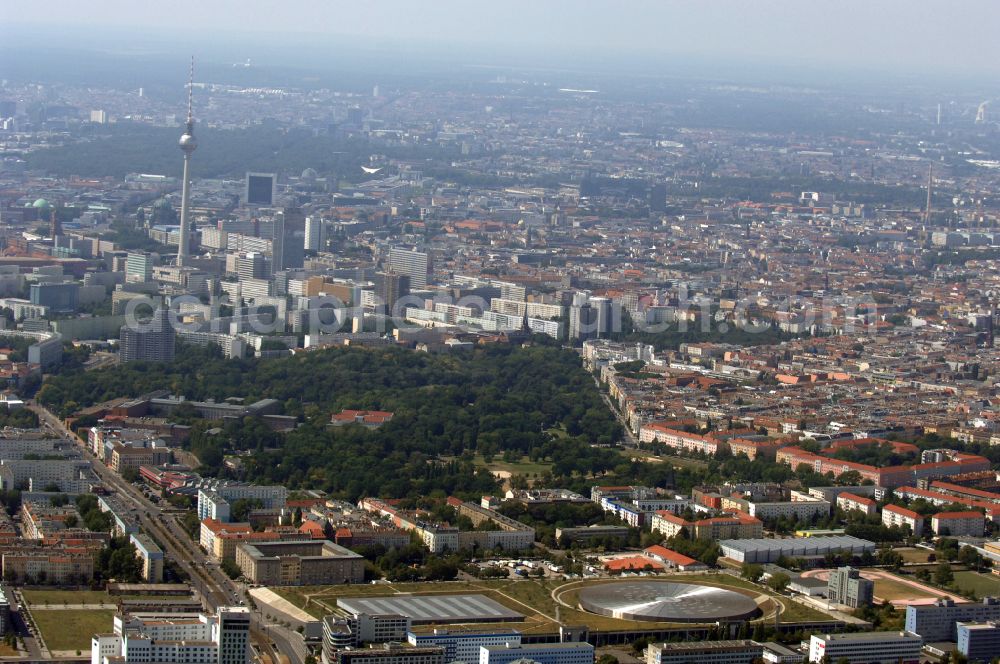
[728, 438, 784, 461]
[649, 510, 763, 541]
[199, 518, 252, 553]
[139, 465, 196, 491]
[776, 446, 988, 488]
[299, 520, 327, 539]
[638, 422, 721, 455]
[287, 498, 325, 510]
[643, 545, 707, 571]
[212, 530, 284, 562]
[930, 510, 985, 537]
[649, 511, 688, 538]
[693, 490, 724, 510]
[603, 555, 664, 572]
[330, 410, 394, 428]
[828, 438, 919, 455]
[881, 504, 924, 536]
[837, 492, 877, 516]
[927, 481, 1000, 505]
[333, 527, 410, 550]
[894, 486, 1000, 522]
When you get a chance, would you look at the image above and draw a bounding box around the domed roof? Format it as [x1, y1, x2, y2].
[301, 167, 318, 179]
[31, 198, 51, 209]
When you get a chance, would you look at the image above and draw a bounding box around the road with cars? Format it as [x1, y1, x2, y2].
[28, 401, 310, 664]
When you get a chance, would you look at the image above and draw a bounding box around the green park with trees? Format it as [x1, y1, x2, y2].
[40, 342, 623, 501]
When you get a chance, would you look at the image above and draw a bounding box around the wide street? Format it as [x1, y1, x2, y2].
[1, 585, 43, 659]
[28, 401, 310, 664]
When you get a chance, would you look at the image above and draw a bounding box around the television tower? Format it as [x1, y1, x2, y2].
[177, 56, 197, 267]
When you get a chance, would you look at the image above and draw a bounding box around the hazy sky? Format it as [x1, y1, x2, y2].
[5, 0, 999, 78]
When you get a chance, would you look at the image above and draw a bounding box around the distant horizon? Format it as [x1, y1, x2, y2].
[0, 26, 994, 98]
[3, 0, 1000, 91]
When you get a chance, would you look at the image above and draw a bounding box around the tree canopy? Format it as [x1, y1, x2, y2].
[42, 342, 623, 501]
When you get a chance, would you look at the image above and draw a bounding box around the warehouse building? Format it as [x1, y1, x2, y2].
[338, 595, 523, 626]
[554, 525, 630, 544]
[719, 536, 875, 564]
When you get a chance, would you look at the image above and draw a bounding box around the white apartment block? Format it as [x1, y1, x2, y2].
[388, 247, 430, 290]
[200, 227, 229, 250]
[125, 253, 154, 283]
[637, 423, 719, 455]
[408, 630, 521, 663]
[420, 527, 460, 554]
[197, 485, 288, 522]
[930, 511, 986, 537]
[227, 233, 272, 254]
[526, 317, 563, 339]
[581, 339, 656, 371]
[130, 533, 164, 583]
[745, 499, 831, 521]
[494, 281, 526, 302]
[646, 641, 766, 664]
[333, 646, 444, 664]
[177, 331, 248, 360]
[479, 642, 594, 664]
[237, 277, 273, 300]
[881, 504, 924, 536]
[490, 298, 564, 320]
[0, 437, 70, 460]
[807, 632, 921, 664]
[0, 298, 48, 320]
[0, 459, 93, 492]
[836, 493, 877, 517]
[92, 607, 250, 664]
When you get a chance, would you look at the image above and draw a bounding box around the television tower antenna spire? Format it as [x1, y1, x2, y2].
[186, 55, 194, 128]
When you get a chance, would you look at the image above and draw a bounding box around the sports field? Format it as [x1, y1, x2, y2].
[872, 576, 945, 602]
[270, 573, 835, 633]
[953, 571, 1000, 598]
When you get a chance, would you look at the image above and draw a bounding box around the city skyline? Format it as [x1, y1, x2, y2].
[4, 5, 1000, 664]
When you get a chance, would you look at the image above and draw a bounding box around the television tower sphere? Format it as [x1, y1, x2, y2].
[179, 131, 197, 153]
